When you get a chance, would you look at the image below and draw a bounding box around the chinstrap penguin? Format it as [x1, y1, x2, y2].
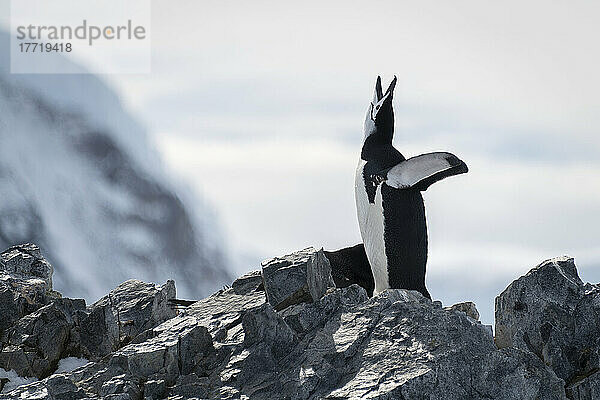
[355, 76, 468, 298]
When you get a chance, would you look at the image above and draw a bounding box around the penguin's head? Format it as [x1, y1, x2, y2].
[363, 75, 397, 144]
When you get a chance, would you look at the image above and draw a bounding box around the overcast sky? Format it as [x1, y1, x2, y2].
[2, 0, 599, 323]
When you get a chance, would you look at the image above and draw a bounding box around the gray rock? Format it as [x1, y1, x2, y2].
[184, 286, 268, 339]
[55, 288, 266, 399]
[144, 378, 166, 400]
[0, 283, 49, 337]
[446, 301, 480, 321]
[0, 244, 56, 336]
[166, 374, 209, 399]
[0, 243, 53, 290]
[232, 270, 263, 295]
[106, 318, 213, 385]
[471, 348, 566, 399]
[1, 246, 587, 399]
[279, 284, 369, 335]
[212, 286, 563, 399]
[99, 374, 141, 399]
[0, 374, 90, 400]
[319, 289, 492, 399]
[1, 381, 50, 399]
[261, 247, 335, 311]
[45, 374, 87, 400]
[566, 370, 600, 400]
[242, 303, 297, 360]
[495, 256, 599, 387]
[0, 298, 85, 378]
[78, 279, 177, 359]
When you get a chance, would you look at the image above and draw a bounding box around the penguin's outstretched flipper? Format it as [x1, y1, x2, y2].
[375, 152, 468, 191]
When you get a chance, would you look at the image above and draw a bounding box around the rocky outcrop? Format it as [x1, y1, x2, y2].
[77, 279, 177, 360]
[445, 301, 480, 321]
[0, 298, 85, 379]
[1, 244, 598, 399]
[495, 256, 600, 399]
[0, 244, 56, 336]
[0, 243, 53, 290]
[0, 244, 179, 383]
[261, 247, 335, 311]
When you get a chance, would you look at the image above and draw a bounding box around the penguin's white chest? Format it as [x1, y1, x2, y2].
[355, 160, 389, 294]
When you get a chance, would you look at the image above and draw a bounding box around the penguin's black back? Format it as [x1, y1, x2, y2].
[324, 244, 374, 297]
[381, 184, 430, 298]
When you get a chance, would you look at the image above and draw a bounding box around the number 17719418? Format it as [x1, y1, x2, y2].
[18, 42, 72, 52]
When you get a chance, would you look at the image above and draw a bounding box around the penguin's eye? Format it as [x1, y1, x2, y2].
[376, 105, 380, 110]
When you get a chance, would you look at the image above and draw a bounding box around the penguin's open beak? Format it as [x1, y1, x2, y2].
[375, 76, 383, 100]
[374, 75, 397, 101]
[385, 76, 397, 97]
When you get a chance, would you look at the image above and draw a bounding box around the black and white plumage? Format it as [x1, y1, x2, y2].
[354, 76, 468, 298]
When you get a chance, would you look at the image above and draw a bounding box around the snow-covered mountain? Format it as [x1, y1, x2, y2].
[0, 31, 232, 300]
